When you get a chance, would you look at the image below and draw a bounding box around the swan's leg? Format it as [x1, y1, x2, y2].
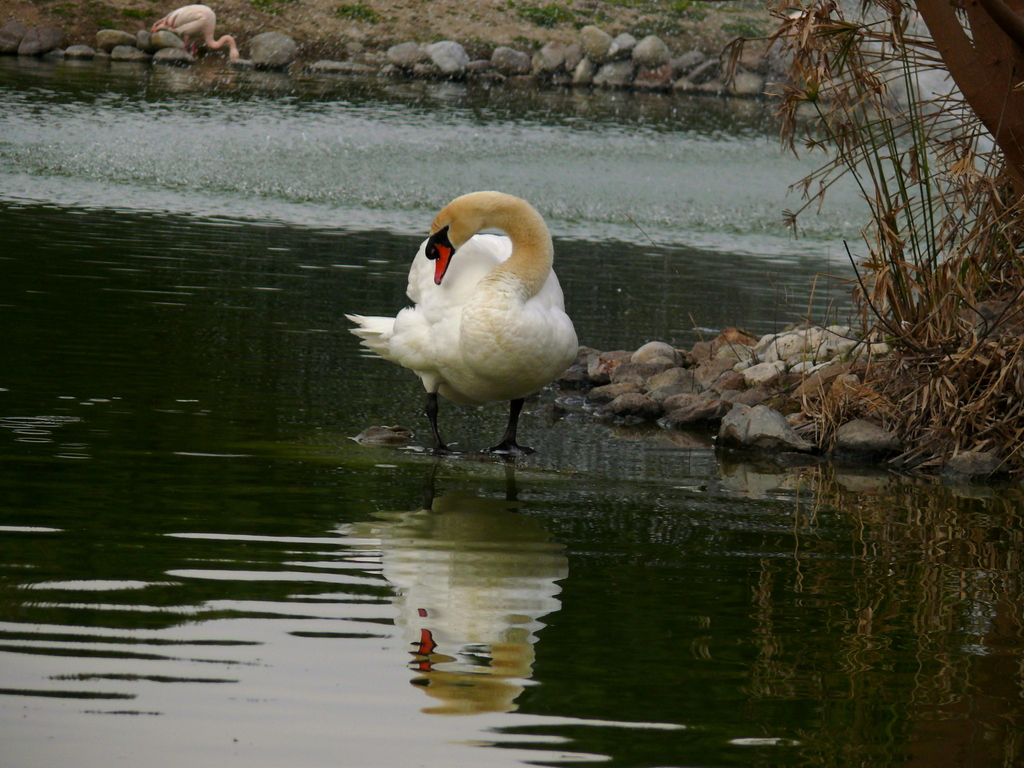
[425, 392, 457, 455]
[486, 398, 535, 455]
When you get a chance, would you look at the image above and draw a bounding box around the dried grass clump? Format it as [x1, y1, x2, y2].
[750, 0, 1024, 473]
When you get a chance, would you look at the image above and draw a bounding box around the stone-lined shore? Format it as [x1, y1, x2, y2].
[1, 18, 778, 98]
[548, 327, 1003, 480]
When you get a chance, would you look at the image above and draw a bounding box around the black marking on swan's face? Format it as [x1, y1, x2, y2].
[425, 226, 455, 285]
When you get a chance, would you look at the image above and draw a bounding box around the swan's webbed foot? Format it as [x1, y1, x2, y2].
[484, 440, 535, 457]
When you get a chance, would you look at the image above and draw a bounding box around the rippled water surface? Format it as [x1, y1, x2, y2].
[2, 58, 1023, 768]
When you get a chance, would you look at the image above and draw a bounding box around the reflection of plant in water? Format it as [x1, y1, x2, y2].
[745, 466, 1024, 765]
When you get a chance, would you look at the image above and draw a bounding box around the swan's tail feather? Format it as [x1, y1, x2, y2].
[345, 314, 398, 362]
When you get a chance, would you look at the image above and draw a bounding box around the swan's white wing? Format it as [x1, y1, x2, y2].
[406, 233, 509, 318]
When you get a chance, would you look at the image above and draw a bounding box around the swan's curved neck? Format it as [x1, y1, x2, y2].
[208, 32, 239, 60]
[442, 192, 554, 298]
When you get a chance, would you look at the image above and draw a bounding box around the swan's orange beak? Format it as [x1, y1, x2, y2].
[425, 226, 454, 285]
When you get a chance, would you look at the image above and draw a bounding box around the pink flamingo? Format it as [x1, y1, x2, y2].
[151, 4, 239, 60]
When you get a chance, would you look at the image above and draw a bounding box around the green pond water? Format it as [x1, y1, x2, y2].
[1, 58, 1022, 768]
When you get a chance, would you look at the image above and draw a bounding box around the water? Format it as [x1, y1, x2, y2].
[2, 58, 1023, 768]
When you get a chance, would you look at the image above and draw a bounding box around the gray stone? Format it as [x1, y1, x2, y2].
[718, 404, 815, 453]
[18, 26, 62, 56]
[64, 45, 96, 60]
[632, 341, 682, 366]
[660, 398, 731, 429]
[466, 59, 494, 75]
[742, 360, 786, 388]
[633, 64, 673, 91]
[136, 30, 154, 53]
[151, 30, 185, 50]
[491, 46, 531, 75]
[593, 60, 635, 88]
[586, 381, 643, 404]
[250, 31, 297, 70]
[153, 48, 196, 66]
[0, 21, 27, 54]
[96, 29, 137, 53]
[694, 359, 736, 391]
[728, 387, 771, 407]
[607, 33, 637, 61]
[632, 35, 670, 68]
[586, 350, 631, 385]
[110, 45, 150, 62]
[671, 50, 706, 77]
[387, 41, 427, 69]
[307, 60, 375, 75]
[42, 48, 64, 61]
[687, 58, 720, 85]
[572, 57, 595, 85]
[580, 25, 612, 63]
[563, 43, 583, 73]
[941, 450, 1003, 479]
[646, 367, 698, 393]
[833, 419, 901, 458]
[648, 383, 696, 403]
[426, 41, 469, 77]
[533, 41, 565, 74]
[602, 393, 662, 420]
[609, 361, 673, 386]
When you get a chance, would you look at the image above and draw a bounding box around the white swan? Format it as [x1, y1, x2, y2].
[346, 191, 578, 455]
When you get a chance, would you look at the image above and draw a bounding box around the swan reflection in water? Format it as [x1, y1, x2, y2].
[345, 467, 568, 715]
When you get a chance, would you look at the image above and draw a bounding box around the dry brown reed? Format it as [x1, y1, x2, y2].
[750, 0, 1024, 473]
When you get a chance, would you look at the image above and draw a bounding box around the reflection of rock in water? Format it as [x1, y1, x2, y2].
[348, 476, 567, 715]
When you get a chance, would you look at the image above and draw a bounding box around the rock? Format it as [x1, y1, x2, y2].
[229, 58, 254, 70]
[602, 393, 662, 420]
[587, 381, 643, 404]
[533, 41, 565, 74]
[572, 56, 596, 85]
[151, 30, 185, 50]
[607, 33, 637, 61]
[587, 350, 631, 385]
[354, 425, 414, 447]
[632, 35, 670, 68]
[633, 64, 673, 91]
[307, 60, 375, 74]
[729, 70, 765, 98]
[671, 50, 706, 77]
[64, 45, 96, 60]
[387, 41, 427, 68]
[729, 387, 771, 406]
[646, 367, 698, 393]
[153, 48, 196, 66]
[941, 450, 1004, 479]
[695, 358, 738, 390]
[712, 371, 746, 393]
[660, 398, 731, 429]
[466, 59, 494, 75]
[0, 22, 28, 54]
[609, 361, 672, 386]
[742, 360, 786, 387]
[715, 343, 754, 363]
[593, 61, 636, 87]
[18, 26, 62, 56]
[580, 25, 612, 63]
[687, 58, 720, 85]
[96, 29, 137, 53]
[426, 40, 469, 77]
[136, 30, 154, 53]
[718, 404, 815, 453]
[110, 45, 150, 62]
[792, 362, 853, 399]
[689, 340, 713, 363]
[250, 31, 297, 70]
[555, 363, 589, 390]
[832, 419, 900, 459]
[563, 43, 583, 73]
[491, 46, 531, 75]
[648, 383, 696, 403]
[632, 341, 682, 366]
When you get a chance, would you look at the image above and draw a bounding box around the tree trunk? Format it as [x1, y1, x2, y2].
[916, 0, 1024, 200]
